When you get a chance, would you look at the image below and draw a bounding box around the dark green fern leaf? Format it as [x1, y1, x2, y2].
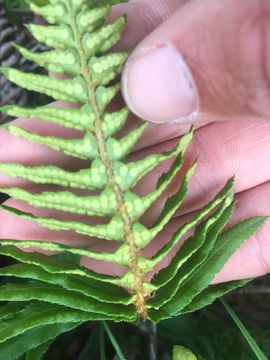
[0, 0, 267, 357]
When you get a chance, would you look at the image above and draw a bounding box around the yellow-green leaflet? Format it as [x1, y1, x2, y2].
[173, 345, 197, 360]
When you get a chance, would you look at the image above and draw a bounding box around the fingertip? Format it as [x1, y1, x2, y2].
[122, 43, 199, 124]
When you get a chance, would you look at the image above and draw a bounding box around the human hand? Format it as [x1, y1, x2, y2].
[0, 0, 270, 283]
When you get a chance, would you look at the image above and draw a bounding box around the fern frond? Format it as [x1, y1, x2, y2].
[0, 322, 79, 360]
[0, 0, 266, 357]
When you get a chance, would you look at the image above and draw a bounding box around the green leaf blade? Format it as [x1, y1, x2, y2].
[0, 263, 133, 305]
[221, 298, 268, 360]
[149, 216, 267, 322]
[26, 340, 53, 360]
[0, 322, 80, 360]
[0, 68, 87, 103]
[181, 279, 251, 314]
[0, 282, 135, 318]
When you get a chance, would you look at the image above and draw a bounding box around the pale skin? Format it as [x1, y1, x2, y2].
[0, 0, 270, 284]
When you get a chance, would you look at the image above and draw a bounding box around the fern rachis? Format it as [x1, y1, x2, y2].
[0, 0, 267, 357]
[54, 0, 148, 317]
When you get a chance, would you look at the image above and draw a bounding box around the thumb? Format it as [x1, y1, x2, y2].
[122, 0, 270, 124]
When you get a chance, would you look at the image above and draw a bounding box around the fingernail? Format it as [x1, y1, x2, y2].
[122, 43, 199, 124]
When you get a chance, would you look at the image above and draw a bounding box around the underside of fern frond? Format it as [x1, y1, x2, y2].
[0, 0, 267, 357]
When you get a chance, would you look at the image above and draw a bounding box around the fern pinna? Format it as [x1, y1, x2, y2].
[0, 0, 266, 357]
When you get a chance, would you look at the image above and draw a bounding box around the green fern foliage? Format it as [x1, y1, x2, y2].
[0, 0, 267, 357]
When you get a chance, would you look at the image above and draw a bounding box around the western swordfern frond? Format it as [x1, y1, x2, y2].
[0, 0, 267, 357]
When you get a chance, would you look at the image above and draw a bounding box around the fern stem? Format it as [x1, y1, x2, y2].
[147, 321, 158, 360]
[67, 0, 148, 318]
